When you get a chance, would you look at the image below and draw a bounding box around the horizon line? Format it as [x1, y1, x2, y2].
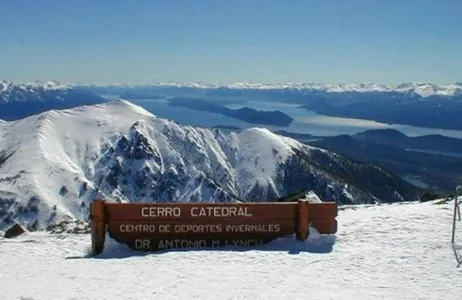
[1, 79, 462, 88]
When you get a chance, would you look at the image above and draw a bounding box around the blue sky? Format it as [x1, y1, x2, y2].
[1, 0, 461, 85]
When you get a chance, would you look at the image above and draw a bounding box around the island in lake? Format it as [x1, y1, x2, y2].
[167, 97, 294, 127]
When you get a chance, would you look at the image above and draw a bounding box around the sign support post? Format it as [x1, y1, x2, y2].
[296, 200, 309, 241]
[90, 199, 106, 256]
[452, 185, 461, 244]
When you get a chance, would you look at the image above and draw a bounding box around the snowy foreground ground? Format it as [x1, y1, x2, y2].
[1, 199, 461, 300]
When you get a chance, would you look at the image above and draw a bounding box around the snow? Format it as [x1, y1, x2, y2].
[0, 80, 9, 93]
[114, 81, 395, 93]
[303, 190, 323, 203]
[0, 80, 77, 104]
[0, 199, 460, 300]
[234, 127, 299, 192]
[394, 82, 462, 97]
[0, 80, 70, 91]
[23, 80, 70, 90]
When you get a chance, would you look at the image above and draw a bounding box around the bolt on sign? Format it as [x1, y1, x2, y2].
[89, 199, 338, 255]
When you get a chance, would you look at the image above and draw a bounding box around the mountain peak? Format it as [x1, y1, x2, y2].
[102, 98, 156, 118]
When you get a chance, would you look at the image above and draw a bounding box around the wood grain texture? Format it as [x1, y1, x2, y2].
[90, 199, 106, 255]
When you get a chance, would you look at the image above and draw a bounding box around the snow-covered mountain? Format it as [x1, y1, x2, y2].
[0, 80, 71, 97]
[1, 80, 80, 103]
[79, 81, 462, 97]
[394, 82, 462, 97]
[5, 80, 460, 99]
[0, 80, 106, 120]
[0, 100, 420, 232]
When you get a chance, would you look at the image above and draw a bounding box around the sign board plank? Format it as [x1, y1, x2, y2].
[110, 233, 293, 246]
[104, 202, 298, 221]
[122, 238, 280, 251]
[108, 220, 295, 238]
[107, 219, 337, 241]
[310, 219, 338, 234]
[108, 221, 296, 239]
[104, 202, 337, 221]
[308, 202, 337, 220]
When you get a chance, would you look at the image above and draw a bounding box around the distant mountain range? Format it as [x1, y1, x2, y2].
[0, 80, 107, 121]
[5, 80, 461, 98]
[0, 100, 422, 232]
[78, 81, 462, 97]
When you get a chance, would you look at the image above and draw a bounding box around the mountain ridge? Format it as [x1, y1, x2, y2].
[0, 80, 107, 121]
[0, 100, 421, 232]
[6, 80, 460, 98]
[75, 81, 462, 97]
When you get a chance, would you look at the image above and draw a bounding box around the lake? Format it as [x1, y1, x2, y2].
[107, 96, 462, 139]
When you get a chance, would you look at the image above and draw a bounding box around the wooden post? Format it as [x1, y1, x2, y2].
[452, 186, 461, 244]
[296, 200, 310, 241]
[90, 199, 106, 255]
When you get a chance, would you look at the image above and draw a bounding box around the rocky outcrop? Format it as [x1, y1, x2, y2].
[4, 223, 26, 238]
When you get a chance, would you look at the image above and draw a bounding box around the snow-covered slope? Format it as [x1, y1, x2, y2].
[0, 100, 420, 231]
[0, 198, 460, 300]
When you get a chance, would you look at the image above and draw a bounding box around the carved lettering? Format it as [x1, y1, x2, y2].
[190, 207, 252, 217]
[135, 239, 151, 249]
[139, 205, 256, 218]
[225, 224, 280, 233]
[152, 239, 265, 250]
[159, 225, 171, 233]
[120, 224, 157, 232]
[231, 239, 264, 247]
[141, 207, 181, 217]
[158, 239, 208, 249]
[118, 223, 282, 234]
[174, 224, 223, 233]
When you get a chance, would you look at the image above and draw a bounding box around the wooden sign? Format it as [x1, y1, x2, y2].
[90, 199, 337, 255]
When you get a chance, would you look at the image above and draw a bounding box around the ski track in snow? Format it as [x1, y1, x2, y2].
[1, 199, 461, 300]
